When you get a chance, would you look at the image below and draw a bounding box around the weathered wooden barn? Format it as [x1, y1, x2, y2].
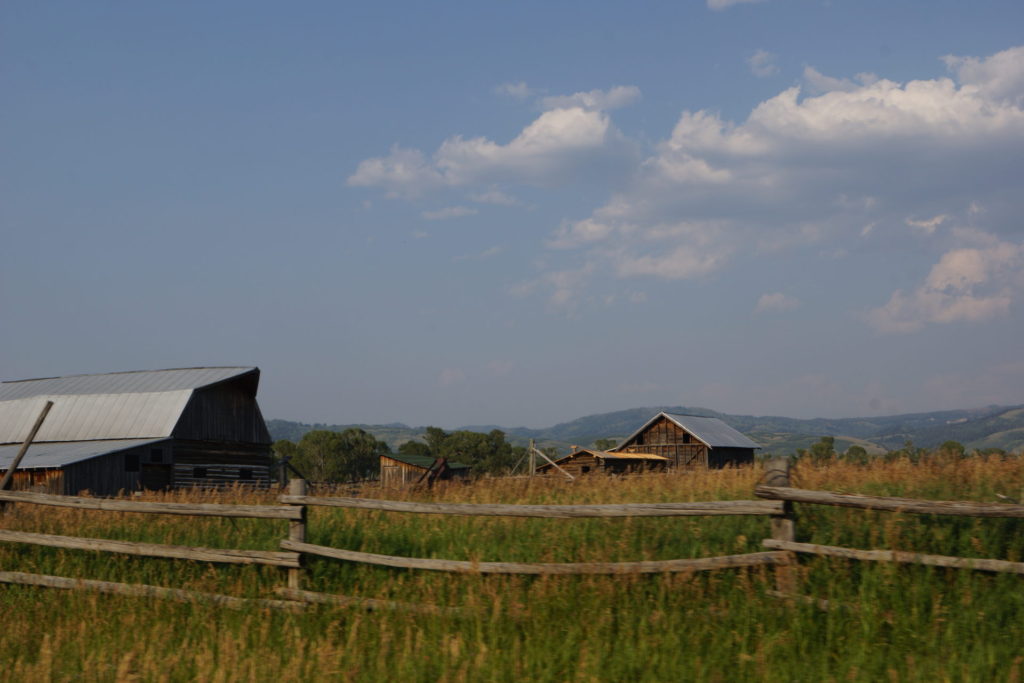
[0, 367, 273, 495]
[536, 448, 669, 476]
[379, 453, 471, 488]
[612, 412, 760, 469]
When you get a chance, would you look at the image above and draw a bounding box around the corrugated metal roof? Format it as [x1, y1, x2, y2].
[0, 392, 191, 444]
[663, 413, 761, 449]
[0, 367, 256, 401]
[615, 412, 761, 450]
[0, 438, 170, 470]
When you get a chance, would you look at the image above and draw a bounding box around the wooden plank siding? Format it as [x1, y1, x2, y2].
[616, 415, 755, 470]
[618, 416, 708, 469]
[172, 382, 272, 444]
[173, 441, 272, 489]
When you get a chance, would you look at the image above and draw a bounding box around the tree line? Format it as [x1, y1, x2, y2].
[272, 426, 528, 483]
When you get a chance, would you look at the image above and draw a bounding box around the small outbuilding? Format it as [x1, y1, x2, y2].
[536, 448, 669, 477]
[612, 412, 760, 469]
[379, 453, 471, 488]
[0, 367, 273, 495]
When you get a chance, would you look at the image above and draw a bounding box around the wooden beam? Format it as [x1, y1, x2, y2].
[0, 489, 302, 519]
[755, 485, 1024, 518]
[281, 540, 789, 574]
[0, 529, 300, 567]
[763, 539, 1024, 575]
[0, 401, 54, 492]
[277, 495, 783, 517]
[0, 570, 302, 611]
[286, 478, 307, 589]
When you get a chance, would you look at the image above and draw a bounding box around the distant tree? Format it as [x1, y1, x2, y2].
[398, 440, 431, 457]
[807, 436, 836, 464]
[414, 427, 524, 475]
[843, 445, 869, 465]
[292, 428, 390, 483]
[939, 440, 966, 458]
[593, 438, 617, 451]
[885, 440, 925, 464]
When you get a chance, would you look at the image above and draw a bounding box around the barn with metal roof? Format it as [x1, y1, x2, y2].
[0, 367, 273, 495]
[612, 412, 760, 469]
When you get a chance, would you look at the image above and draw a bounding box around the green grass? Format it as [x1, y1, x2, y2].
[1, 457, 1023, 681]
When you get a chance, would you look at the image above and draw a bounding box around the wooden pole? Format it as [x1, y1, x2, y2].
[286, 478, 307, 590]
[0, 401, 54, 493]
[764, 457, 797, 593]
[529, 439, 536, 477]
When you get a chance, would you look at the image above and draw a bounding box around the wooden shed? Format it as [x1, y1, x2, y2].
[380, 453, 471, 488]
[0, 367, 273, 495]
[613, 412, 760, 469]
[536, 448, 669, 477]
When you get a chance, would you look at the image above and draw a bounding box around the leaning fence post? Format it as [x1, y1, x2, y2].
[286, 479, 307, 590]
[765, 457, 797, 593]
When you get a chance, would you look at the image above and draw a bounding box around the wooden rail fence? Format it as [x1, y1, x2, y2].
[0, 456, 1020, 611]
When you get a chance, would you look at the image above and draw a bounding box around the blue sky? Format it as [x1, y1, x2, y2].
[3, 1, 1023, 427]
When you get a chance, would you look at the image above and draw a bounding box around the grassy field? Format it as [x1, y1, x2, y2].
[1, 456, 1023, 681]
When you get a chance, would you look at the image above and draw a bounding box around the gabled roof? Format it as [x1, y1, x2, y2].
[0, 367, 259, 444]
[0, 367, 256, 400]
[381, 453, 470, 470]
[0, 438, 170, 470]
[616, 412, 761, 450]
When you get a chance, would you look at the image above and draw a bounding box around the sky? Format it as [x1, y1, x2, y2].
[2, 1, 1023, 428]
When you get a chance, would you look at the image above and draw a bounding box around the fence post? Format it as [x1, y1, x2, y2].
[286, 479, 307, 590]
[765, 457, 797, 593]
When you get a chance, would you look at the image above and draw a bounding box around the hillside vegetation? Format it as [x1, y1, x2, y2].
[1, 455, 1023, 680]
[267, 402, 1024, 455]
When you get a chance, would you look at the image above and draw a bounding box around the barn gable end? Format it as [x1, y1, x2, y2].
[613, 412, 760, 469]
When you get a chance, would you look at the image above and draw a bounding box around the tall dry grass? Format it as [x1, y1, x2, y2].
[0, 455, 1022, 681]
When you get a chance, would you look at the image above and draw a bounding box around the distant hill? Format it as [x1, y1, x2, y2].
[266, 403, 1024, 456]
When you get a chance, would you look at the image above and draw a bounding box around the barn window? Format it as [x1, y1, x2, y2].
[193, 467, 207, 478]
[125, 453, 139, 472]
[149, 448, 164, 463]
[581, 465, 591, 474]
[683, 433, 692, 444]
[238, 468, 253, 480]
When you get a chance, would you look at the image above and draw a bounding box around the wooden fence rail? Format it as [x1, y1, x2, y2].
[763, 539, 1024, 575]
[0, 489, 302, 519]
[279, 494, 783, 518]
[754, 485, 1024, 518]
[0, 529, 299, 567]
[281, 539, 788, 575]
[2, 461, 1022, 611]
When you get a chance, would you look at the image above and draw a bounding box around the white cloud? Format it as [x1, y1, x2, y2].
[494, 81, 535, 99]
[536, 46, 1024, 307]
[905, 214, 947, 235]
[802, 66, 878, 94]
[350, 105, 633, 196]
[707, 0, 765, 10]
[867, 236, 1024, 333]
[348, 145, 443, 198]
[943, 45, 1024, 106]
[540, 86, 641, 112]
[421, 206, 478, 220]
[748, 50, 778, 78]
[755, 292, 801, 313]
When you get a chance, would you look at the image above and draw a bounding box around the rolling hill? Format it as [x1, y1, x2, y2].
[267, 403, 1024, 456]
